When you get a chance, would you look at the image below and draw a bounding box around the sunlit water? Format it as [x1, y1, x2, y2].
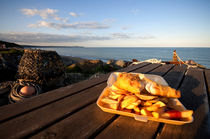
[35, 47, 210, 68]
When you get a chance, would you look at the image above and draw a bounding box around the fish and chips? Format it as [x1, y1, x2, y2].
[100, 72, 193, 121]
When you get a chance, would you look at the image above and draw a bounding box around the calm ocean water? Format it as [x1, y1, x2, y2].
[37, 47, 210, 68]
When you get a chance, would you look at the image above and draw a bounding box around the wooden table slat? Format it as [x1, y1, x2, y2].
[163, 65, 187, 89]
[96, 116, 159, 139]
[0, 83, 107, 138]
[133, 63, 161, 73]
[0, 62, 150, 123]
[157, 68, 210, 139]
[30, 103, 117, 139]
[149, 64, 174, 76]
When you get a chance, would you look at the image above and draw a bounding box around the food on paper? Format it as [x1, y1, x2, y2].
[140, 108, 152, 116]
[121, 95, 141, 109]
[140, 74, 181, 98]
[99, 72, 193, 122]
[113, 72, 144, 94]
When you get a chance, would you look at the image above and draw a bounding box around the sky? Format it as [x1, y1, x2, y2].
[0, 0, 209, 47]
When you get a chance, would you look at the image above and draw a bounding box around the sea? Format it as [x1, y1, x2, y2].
[34, 47, 210, 69]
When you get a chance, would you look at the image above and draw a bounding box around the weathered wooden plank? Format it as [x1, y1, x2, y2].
[96, 117, 159, 139]
[163, 65, 187, 89]
[28, 63, 163, 139]
[0, 62, 150, 123]
[157, 68, 210, 139]
[118, 62, 150, 72]
[149, 64, 174, 76]
[204, 69, 210, 103]
[134, 63, 161, 73]
[0, 83, 107, 138]
[30, 103, 117, 139]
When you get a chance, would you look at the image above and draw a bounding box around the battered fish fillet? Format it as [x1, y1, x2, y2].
[113, 72, 144, 94]
[143, 76, 181, 98]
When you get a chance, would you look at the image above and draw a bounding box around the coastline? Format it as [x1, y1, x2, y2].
[0, 40, 208, 106]
[33, 46, 210, 69]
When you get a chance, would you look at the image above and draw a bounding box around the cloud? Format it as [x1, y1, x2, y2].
[21, 8, 57, 19]
[69, 12, 83, 17]
[29, 21, 110, 29]
[137, 35, 156, 39]
[0, 32, 111, 44]
[111, 33, 156, 40]
[21, 8, 67, 22]
[111, 33, 131, 39]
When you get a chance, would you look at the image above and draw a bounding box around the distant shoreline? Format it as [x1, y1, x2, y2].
[22, 45, 84, 48]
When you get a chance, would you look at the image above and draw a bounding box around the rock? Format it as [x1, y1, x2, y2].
[89, 59, 103, 65]
[66, 64, 82, 73]
[132, 59, 139, 62]
[107, 59, 115, 65]
[68, 63, 77, 69]
[106, 59, 127, 68]
[61, 55, 87, 66]
[73, 59, 104, 74]
[115, 60, 126, 68]
[0, 49, 24, 82]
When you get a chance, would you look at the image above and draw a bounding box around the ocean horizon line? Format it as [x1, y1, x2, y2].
[23, 45, 210, 48]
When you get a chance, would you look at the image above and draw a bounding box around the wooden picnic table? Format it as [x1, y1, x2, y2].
[0, 62, 210, 139]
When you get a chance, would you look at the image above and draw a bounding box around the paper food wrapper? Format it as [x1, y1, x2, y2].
[97, 72, 193, 125]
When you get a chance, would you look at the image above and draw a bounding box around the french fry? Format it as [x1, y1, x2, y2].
[121, 95, 139, 109]
[101, 97, 118, 104]
[141, 100, 153, 107]
[125, 100, 141, 109]
[117, 94, 125, 102]
[151, 107, 166, 118]
[140, 108, 152, 116]
[101, 97, 119, 110]
[133, 106, 141, 113]
[146, 101, 166, 111]
[109, 103, 119, 110]
[108, 91, 122, 99]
